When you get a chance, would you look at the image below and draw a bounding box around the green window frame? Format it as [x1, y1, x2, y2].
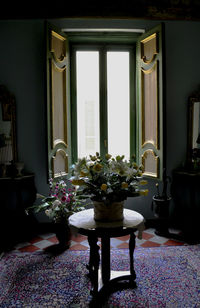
[70, 43, 136, 163]
[46, 24, 164, 180]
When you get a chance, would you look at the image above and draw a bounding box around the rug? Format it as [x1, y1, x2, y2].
[0, 245, 199, 307]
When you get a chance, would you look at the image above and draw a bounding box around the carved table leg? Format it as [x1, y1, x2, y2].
[101, 236, 110, 285]
[129, 232, 136, 284]
[87, 235, 100, 295]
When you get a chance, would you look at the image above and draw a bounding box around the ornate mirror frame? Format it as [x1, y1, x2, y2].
[187, 91, 200, 167]
[0, 85, 17, 171]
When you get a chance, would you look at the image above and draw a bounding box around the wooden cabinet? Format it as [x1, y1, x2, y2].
[171, 169, 200, 241]
[0, 174, 37, 251]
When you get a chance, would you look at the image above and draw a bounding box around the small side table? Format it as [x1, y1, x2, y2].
[69, 208, 145, 305]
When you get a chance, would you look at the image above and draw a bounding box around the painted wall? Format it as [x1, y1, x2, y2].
[0, 18, 200, 220]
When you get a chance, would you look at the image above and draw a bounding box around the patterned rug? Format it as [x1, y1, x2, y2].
[0, 245, 199, 307]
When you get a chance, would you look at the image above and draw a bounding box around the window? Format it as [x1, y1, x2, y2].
[76, 51, 100, 158]
[46, 24, 164, 180]
[72, 47, 134, 161]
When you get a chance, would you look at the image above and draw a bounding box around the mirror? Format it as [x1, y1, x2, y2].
[0, 85, 17, 177]
[191, 101, 200, 149]
[187, 92, 200, 170]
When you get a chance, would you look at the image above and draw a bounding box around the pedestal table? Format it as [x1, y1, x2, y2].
[69, 208, 145, 306]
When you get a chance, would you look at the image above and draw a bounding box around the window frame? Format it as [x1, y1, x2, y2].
[46, 24, 164, 181]
[70, 42, 136, 163]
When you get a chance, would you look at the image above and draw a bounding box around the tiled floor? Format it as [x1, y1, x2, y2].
[13, 228, 186, 253]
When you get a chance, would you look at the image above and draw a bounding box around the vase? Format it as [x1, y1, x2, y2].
[152, 196, 171, 219]
[152, 196, 171, 237]
[93, 201, 124, 222]
[45, 220, 71, 255]
[54, 220, 71, 250]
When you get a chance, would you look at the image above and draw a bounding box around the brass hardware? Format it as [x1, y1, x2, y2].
[104, 139, 107, 147]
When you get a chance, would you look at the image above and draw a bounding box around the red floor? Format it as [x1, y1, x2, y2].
[13, 228, 186, 253]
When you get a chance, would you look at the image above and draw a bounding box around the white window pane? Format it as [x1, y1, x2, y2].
[107, 52, 130, 159]
[76, 51, 100, 158]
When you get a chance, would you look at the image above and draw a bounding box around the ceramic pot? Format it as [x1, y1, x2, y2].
[93, 201, 124, 222]
[54, 221, 71, 248]
[152, 196, 171, 237]
[152, 196, 171, 218]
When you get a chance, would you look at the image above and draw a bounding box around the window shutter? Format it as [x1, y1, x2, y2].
[46, 24, 71, 179]
[136, 24, 164, 180]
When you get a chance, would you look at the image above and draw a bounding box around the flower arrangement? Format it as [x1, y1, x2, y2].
[29, 178, 85, 223]
[70, 153, 148, 204]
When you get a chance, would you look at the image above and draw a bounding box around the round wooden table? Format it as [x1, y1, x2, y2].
[69, 208, 145, 306]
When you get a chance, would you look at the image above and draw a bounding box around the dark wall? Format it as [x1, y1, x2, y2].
[0, 18, 200, 219]
[0, 20, 47, 193]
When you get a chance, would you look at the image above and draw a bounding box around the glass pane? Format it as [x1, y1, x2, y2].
[76, 51, 99, 158]
[107, 52, 130, 159]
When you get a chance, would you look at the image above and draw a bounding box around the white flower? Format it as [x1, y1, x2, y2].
[52, 199, 62, 208]
[73, 157, 87, 173]
[45, 209, 53, 217]
[59, 180, 67, 187]
[109, 160, 129, 176]
[125, 167, 138, 180]
[86, 161, 94, 168]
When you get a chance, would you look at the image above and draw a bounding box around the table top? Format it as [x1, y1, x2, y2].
[69, 208, 145, 239]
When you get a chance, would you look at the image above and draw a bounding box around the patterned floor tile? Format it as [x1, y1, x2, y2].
[38, 233, 55, 239]
[70, 243, 88, 250]
[140, 240, 162, 248]
[142, 232, 155, 240]
[72, 239, 90, 248]
[115, 235, 130, 241]
[163, 239, 185, 246]
[117, 242, 129, 249]
[71, 234, 87, 243]
[11, 227, 187, 253]
[47, 236, 59, 244]
[110, 238, 124, 248]
[19, 245, 40, 252]
[149, 235, 169, 244]
[34, 240, 53, 249]
[29, 237, 44, 244]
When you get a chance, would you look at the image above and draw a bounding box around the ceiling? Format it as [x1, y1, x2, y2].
[1, 0, 200, 20]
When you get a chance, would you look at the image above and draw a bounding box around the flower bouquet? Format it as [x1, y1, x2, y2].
[27, 178, 86, 249]
[70, 153, 148, 221]
[30, 178, 85, 223]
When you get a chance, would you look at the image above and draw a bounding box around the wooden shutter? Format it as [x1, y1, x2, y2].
[46, 24, 71, 179]
[136, 24, 164, 180]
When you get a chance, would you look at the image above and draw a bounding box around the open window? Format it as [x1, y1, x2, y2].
[46, 23, 164, 180]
